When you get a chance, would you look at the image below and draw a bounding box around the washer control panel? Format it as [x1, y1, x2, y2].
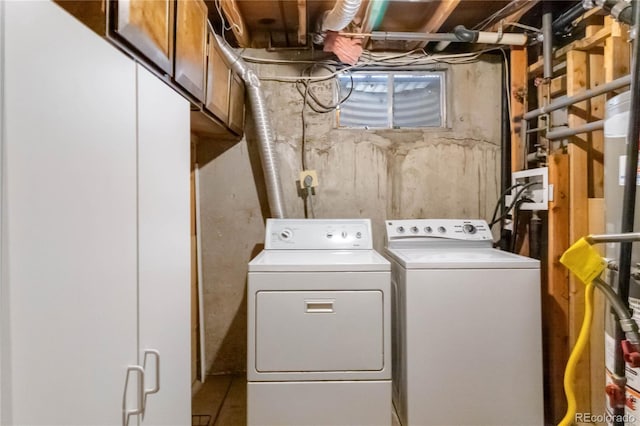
[265, 219, 373, 250]
[386, 219, 492, 242]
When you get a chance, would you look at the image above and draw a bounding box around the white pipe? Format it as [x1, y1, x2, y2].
[214, 34, 287, 218]
[475, 31, 528, 45]
[322, 0, 362, 31]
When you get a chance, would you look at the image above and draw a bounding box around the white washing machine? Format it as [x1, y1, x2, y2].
[384, 219, 544, 426]
[247, 218, 391, 426]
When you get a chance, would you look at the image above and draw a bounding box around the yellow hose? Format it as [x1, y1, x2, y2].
[558, 281, 595, 426]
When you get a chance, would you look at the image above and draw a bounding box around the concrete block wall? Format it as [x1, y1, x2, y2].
[196, 52, 503, 374]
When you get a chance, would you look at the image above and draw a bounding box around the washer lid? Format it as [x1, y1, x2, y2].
[248, 250, 391, 272]
[385, 247, 540, 269]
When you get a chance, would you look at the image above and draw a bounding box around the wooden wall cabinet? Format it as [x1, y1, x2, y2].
[113, 0, 174, 75]
[201, 30, 245, 138]
[205, 30, 231, 123]
[228, 72, 246, 135]
[175, 0, 208, 102]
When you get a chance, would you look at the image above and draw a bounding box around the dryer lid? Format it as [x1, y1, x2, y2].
[249, 249, 391, 272]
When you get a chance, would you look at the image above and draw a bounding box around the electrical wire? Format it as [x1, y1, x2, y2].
[489, 182, 523, 228]
[510, 197, 533, 253]
[489, 181, 539, 228]
[558, 280, 595, 426]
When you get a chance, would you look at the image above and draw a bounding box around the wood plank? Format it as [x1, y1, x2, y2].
[415, 0, 461, 48]
[588, 198, 606, 424]
[485, 0, 540, 32]
[545, 153, 571, 424]
[555, 26, 611, 58]
[567, 48, 591, 415]
[529, 25, 611, 75]
[220, 0, 251, 47]
[550, 75, 567, 97]
[297, 0, 307, 45]
[604, 18, 630, 83]
[511, 46, 527, 173]
[589, 52, 605, 198]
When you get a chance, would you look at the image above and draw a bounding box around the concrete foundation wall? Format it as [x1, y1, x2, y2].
[197, 53, 503, 374]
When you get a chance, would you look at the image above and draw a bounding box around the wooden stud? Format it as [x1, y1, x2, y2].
[604, 17, 630, 83]
[589, 51, 605, 199]
[511, 46, 527, 173]
[567, 48, 591, 414]
[220, 0, 251, 47]
[545, 153, 571, 424]
[415, 0, 461, 48]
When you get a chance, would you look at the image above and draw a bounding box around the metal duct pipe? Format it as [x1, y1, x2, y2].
[214, 35, 287, 218]
[545, 120, 604, 140]
[453, 25, 528, 46]
[543, 9, 553, 79]
[523, 74, 632, 120]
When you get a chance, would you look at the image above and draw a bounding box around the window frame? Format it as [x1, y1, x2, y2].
[335, 70, 448, 130]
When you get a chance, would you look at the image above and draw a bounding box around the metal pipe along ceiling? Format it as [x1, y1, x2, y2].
[214, 34, 287, 219]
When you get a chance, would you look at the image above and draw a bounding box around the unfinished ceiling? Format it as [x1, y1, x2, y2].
[209, 0, 552, 51]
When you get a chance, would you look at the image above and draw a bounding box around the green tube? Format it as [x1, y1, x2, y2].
[369, 0, 389, 30]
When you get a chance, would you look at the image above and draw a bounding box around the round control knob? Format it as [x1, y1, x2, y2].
[326, 232, 333, 239]
[437, 226, 446, 234]
[463, 224, 477, 234]
[397, 226, 405, 233]
[424, 226, 433, 233]
[356, 232, 362, 239]
[341, 231, 348, 239]
[410, 226, 419, 234]
[279, 229, 293, 240]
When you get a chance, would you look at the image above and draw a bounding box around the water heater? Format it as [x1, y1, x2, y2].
[604, 90, 640, 424]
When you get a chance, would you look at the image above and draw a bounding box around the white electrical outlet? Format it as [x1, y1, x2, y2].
[511, 167, 549, 211]
[299, 170, 319, 189]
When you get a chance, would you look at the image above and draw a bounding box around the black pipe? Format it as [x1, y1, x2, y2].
[598, 0, 634, 25]
[529, 212, 542, 260]
[615, 1, 640, 424]
[453, 25, 477, 43]
[500, 58, 512, 251]
[552, 2, 588, 35]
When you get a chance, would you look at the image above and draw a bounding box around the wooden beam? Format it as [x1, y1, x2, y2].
[550, 75, 567, 97]
[418, 0, 460, 33]
[567, 48, 591, 415]
[604, 17, 630, 83]
[415, 0, 460, 48]
[511, 46, 528, 173]
[529, 26, 611, 75]
[545, 153, 570, 424]
[485, 0, 541, 32]
[297, 0, 307, 45]
[220, 0, 251, 47]
[589, 51, 605, 198]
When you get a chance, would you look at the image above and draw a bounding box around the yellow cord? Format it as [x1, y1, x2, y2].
[558, 281, 595, 426]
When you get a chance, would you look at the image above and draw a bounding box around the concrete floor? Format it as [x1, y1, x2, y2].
[192, 374, 401, 426]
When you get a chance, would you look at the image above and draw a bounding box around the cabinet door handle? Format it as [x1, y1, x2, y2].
[142, 349, 161, 413]
[122, 365, 145, 426]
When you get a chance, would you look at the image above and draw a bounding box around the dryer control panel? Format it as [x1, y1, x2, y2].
[385, 219, 493, 243]
[265, 219, 373, 250]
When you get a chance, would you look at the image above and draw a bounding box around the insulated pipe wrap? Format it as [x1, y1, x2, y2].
[322, 0, 362, 31]
[214, 35, 287, 218]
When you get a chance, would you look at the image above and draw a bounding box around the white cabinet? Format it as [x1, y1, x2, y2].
[1, 2, 190, 425]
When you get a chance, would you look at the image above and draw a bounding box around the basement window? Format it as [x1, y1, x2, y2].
[336, 71, 446, 129]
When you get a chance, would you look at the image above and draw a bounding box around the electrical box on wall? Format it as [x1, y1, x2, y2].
[511, 167, 549, 211]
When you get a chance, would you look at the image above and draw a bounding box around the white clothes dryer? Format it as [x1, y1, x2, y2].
[384, 219, 544, 426]
[247, 219, 391, 426]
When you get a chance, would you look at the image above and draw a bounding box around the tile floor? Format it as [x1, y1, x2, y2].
[192, 374, 401, 426]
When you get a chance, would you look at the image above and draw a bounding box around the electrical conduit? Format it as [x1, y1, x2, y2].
[214, 34, 287, 218]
